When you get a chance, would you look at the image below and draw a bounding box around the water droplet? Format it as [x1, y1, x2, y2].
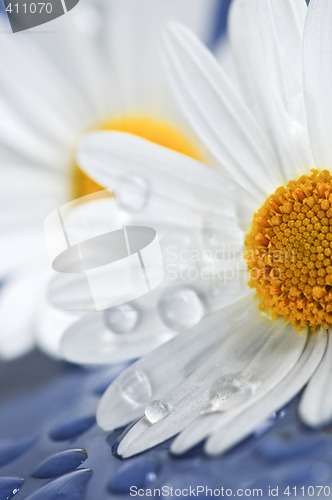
[32, 449, 88, 479]
[117, 175, 149, 212]
[145, 400, 171, 424]
[104, 304, 139, 334]
[25, 469, 92, 500]
[207, 374, 259, 413]
[119, 370, 152, 406]
[0, 477, 24, 500]
[158, 287, 205, 331]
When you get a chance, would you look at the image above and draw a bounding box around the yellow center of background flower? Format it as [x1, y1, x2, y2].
[245, 170, 332, 330]
[72, 116, 201, 199]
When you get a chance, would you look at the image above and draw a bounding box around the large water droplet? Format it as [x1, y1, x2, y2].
[158, 287, 205, 331]
[119, 370, 152, 406]
[104, 304, 139, 334]
[117, 175, 149, 212]
[207, 373, 259, 413]
[145, 400, 171, 424]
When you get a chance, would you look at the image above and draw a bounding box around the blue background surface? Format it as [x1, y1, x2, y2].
[0, 350, 331, 499]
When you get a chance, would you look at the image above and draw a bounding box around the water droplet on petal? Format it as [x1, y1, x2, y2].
[104, 304, 139, 334]
[158, 287, 204, 331]
[117, 175, 149, 212]
[0, 477, 24, 500]
[145, 400, 171, 424]
[207, 373, 260, 413]
[119, 370, 152, 406]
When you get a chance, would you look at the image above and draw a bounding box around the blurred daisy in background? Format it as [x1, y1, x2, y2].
[73, 0, 332, 457]
[0, 0, 222, 359]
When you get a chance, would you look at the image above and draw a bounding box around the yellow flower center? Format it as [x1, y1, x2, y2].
[72, 116, 201, 199]
[245, 169, 332, 330]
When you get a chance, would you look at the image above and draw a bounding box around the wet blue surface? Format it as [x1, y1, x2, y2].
[0, 351, 331, 499]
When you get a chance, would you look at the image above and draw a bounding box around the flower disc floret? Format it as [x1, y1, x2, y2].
[246, 170, 332, 330]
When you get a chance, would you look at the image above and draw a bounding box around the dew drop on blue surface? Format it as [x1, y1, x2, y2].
[0, 477, 24, 500]
[49, 415, 95, 441]
[26, 469, 92, 500]
[108, 459, 160, 494]
[158, 287, 204, 331]
[32, 448, 88, 479]
[119, 370, 152, 406]
[145, 400, 171, 424]
[104, 303, 139, 334]
[0, 437, 35, 467]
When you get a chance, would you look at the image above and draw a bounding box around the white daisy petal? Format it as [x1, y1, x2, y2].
[173, 328, 319, 455]
[229, 0, 312, 180]
[204, 329, 327, 456]
[117, 317, 307, 458]
[77, 132, 257, 231]
[0, 273, 45, 359]
[162, 23, 282, 199]
[298, 330, 332, 428]
[104, 0, 217, 116]
[97, 299, 253, 431]
[35, 281, 80, 359]
[61, 310, 175, 365]
[0, 98, 67, 170]
[303, 0, 332, 168]
[0, 231, 47, 277]
[0, 18, 92, 147]
[256, 0, 314, 171]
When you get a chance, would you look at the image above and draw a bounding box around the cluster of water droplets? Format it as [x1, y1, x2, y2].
[205, 373, 260, 414]
[103, 286, 205, 336]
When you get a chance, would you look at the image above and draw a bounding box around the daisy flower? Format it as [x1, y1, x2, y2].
[0, 0, 219, 359]
[75, 0, 332, 457]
